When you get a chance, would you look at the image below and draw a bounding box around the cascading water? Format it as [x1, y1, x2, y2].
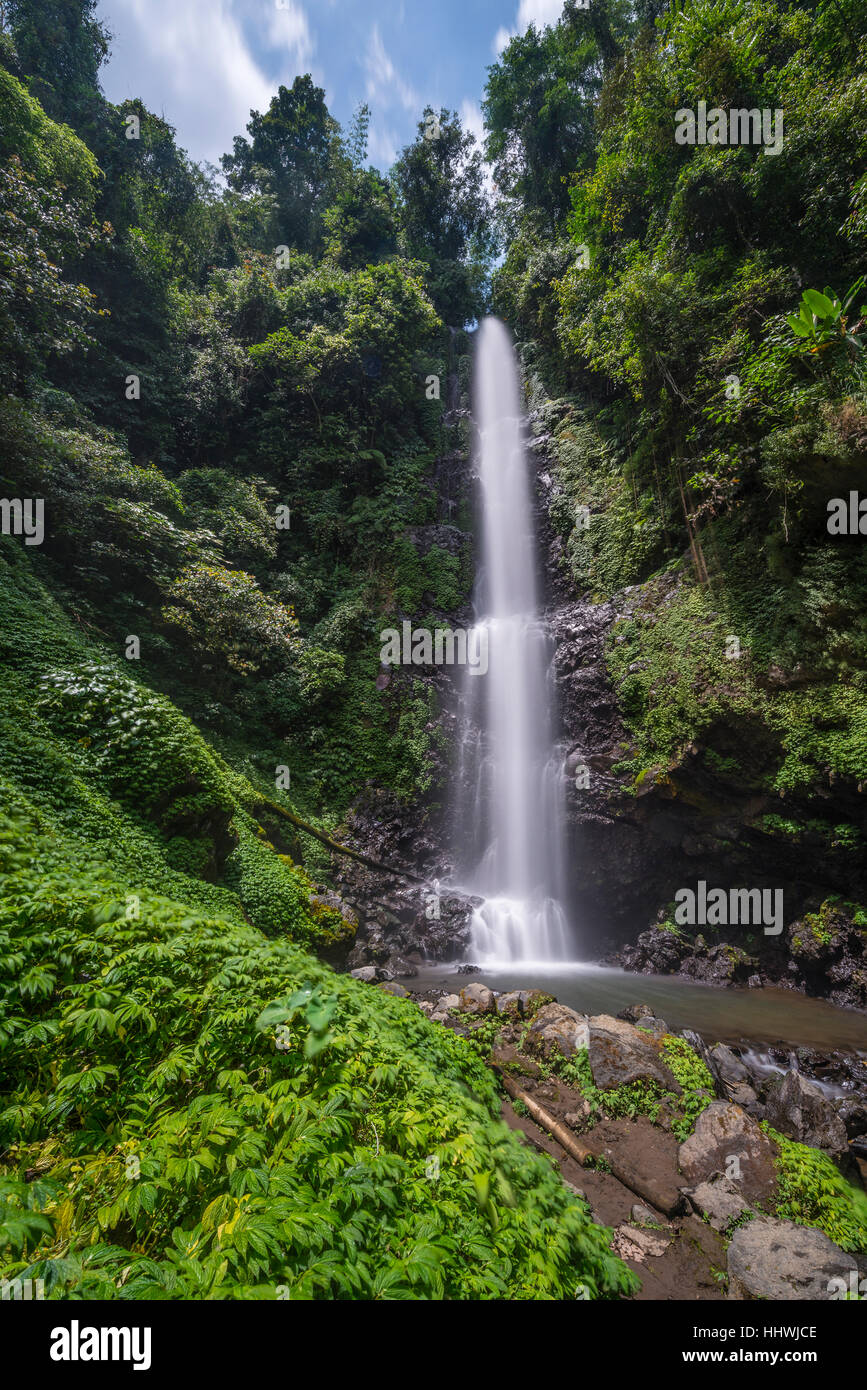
[454, 317, 572, 965]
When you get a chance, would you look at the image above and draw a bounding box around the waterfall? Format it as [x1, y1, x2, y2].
[454, 317, 572, 965]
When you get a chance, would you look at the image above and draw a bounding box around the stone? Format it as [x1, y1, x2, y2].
[585, 1014, 678, 1091]
[417, 1000, 434, 1015]
[764, 1070, 849, 1156]
[612, 1224, 672, 1261]
[377, 981, 409, 998]
[519, 989, 555, 1016]
[727, 1218, 857, 1301]
[630, 1203, 661, 1227]
[678, 1102, 778, 1206]
[384, 954, 418, 979]
[438, 993, 461, 1011]
[684, 1173, 754, 1231]
[525, 1003, 586, 1059]
[458, 982, 495, 1014]
[495, 990, 524, 1018]
[350, 966, 377, 983]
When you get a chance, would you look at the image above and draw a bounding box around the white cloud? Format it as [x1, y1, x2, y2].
[267, 2, 314, 68]
[460, 98, 494, 198]
[494, 0, 566, 55]
[96, 0, 315, 166]
[364, 24, 418, 114]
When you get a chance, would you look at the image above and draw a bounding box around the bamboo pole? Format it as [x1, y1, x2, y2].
[253, 797, 425, 884]
[495, 1066, 684, 1220]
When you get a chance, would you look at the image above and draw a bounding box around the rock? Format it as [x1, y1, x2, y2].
[350, 966, 377, 983]
[678, 1102, 778, 1206]
[525, 1003, 586, 1059]
[495, 990, 524, 1019]
[709, 1043, 748, 1088]
[417, 1000, 434, 1015]
[311, 892, 358, 930]
[633, 1015, 669, 1038]
[839, 1096, 867, 1142]
[630, 1203, 661, 1227]
[455, 963, 481, 975]
[384, 954, 418, 979]
[684, 1173, 754, 1231]
[519, 989, 555, 1015]
[378, 982, 409, 998]
[490, 1044, 541, 1080]
[585, 1014, 678, 1091]
[458, 982, 495, 1014]
[764, 1070, 849, 1156]
[617, 1003, 654, 1024]
[727, 1218, 858, 1300]
[438, 993, 460, 1011]
[612, 1224, 672, 1261]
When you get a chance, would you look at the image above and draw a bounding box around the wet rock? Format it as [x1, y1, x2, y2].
[678, 1102, 778, 1206]
[455, 963, 481, 975]
[350, 966, 377, 983]
[680, 942, 756, 986]
[763, 1070, 849, 1156]
[684, 1174, 754, 1231]
[458, 982, 495, 1014]
[384, 954, 418, 979]
[586, 1014, 678, 1091]
[726, 1218, 858, 1301]
[839, 1096, 867, 1143]
[525, 1003, 586, 1059]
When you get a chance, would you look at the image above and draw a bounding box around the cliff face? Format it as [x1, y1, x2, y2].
[524, 369, 867, 1010]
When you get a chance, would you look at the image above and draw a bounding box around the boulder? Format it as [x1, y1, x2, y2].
[519, 989, 555, 1016]
[495, 990, 524, 1019]
[727, 1218, 858, 1300]
[378, 982, 409, 998]
[764, 1070, 849, 1156]
[707, 1042, 758, 1108]
[458, 982, 495, 1014]
[350, 966, 377, 983]
[525, 1003, 586, 1059]
[384, 954, 418, 979]
[586, 1014, 678, 1091]
[438, 993, 461, 1012]
[678, 1102, 778, 1206]
[684, 1173, 754, 1231]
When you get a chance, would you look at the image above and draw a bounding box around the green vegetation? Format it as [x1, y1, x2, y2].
[763, 1125, 867, 1253]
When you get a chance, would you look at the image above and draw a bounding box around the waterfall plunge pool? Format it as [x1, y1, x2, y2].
[408, 960, 867, 1054]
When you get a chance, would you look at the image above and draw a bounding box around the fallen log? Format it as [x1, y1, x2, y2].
[494, 1066, 685, 1220]
[253, 797, 425, 884]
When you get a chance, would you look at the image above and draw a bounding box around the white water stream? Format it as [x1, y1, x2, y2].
[455, 317, 572, 965]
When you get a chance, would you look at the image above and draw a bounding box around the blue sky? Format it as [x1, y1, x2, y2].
[94, 0, 567, 172]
